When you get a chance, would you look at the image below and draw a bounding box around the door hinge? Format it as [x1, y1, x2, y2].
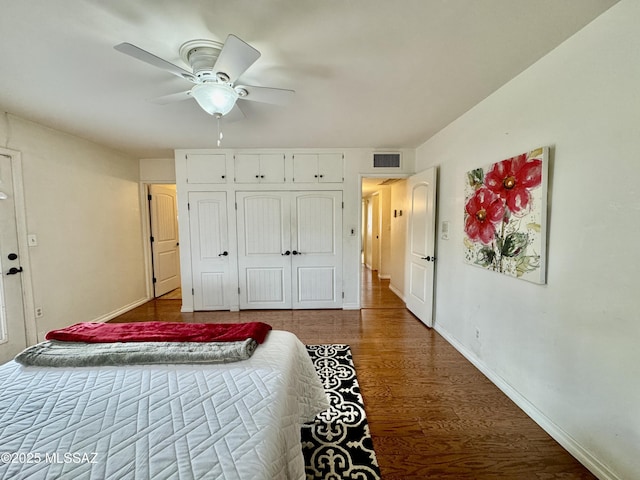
[342, 292, 345, 299]
[238, 287, 241, 294]
[150, 236, 154, 243]
[187, 202, 190, 211]
[192, 288, 194, 295]
[342, 202, 344, 209]
[152, 277, 156, 283]
[235, 202, 238, 210]
[148, 194, 152, 201]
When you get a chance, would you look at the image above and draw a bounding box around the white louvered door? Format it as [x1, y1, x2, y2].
[236, 191, 342, 309]
[189, 192, 231, 310]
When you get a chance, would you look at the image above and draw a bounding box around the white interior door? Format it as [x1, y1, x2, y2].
[371, 193, 380, 272]
[291, 192, 342, 309]
[365, 198, 373, 268]
[0, 154, 27, 363]
[236, 192, 292, 309]
[405, 167, 438, 327]
[149, 185, 180, 297]
[189, 192, 231, 310]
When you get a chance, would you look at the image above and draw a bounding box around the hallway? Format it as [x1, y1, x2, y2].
[360, 266, 406, 309]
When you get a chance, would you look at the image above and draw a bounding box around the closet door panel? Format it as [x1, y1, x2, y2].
[292, 191, 343, 309]
[234, 154, 260, 183]
[189, 192, 230, 310]
[237, 192, 292, 309]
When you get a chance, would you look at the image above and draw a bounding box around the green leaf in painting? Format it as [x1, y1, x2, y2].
[475, 247, 495, 267]
[515, 255, 541, 277]
[467, 168, 484, 188]
[501, 232, 528, 258]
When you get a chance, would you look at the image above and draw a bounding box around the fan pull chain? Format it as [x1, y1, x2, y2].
[216, 116, 224, 147]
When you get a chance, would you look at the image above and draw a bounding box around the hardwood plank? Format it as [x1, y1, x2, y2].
[108, 267, 597, 479]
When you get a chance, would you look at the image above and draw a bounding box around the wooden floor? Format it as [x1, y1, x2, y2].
[111, 268, 596, 480]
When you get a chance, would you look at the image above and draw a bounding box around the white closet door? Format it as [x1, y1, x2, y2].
[236, 192, 292, 309]
[189, 192, 230, 310]
[292, 191, 343, 309]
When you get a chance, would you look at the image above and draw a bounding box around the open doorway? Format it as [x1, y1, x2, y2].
[147, 184, 181, 299]
[361, 177, 407, 307]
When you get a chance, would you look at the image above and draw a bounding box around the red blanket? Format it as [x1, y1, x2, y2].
[45, 321, 272, 344]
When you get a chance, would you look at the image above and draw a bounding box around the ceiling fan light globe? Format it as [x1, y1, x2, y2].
[191, 83, 238, 116]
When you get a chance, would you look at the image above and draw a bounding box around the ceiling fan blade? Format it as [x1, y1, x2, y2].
[149, 90, 192, 105]
[114, 43, 196, 82]
[213, 34, 260, 83]
[236, 85, 295, 105]
[223, 102, 246, 123]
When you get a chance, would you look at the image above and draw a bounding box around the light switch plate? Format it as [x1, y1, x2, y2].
[441, 221, 450, 240]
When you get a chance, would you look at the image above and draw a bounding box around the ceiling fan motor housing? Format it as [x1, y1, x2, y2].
[179, 40, 223, 81]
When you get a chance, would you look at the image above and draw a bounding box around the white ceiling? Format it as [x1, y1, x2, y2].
[0, 0, 618, 158]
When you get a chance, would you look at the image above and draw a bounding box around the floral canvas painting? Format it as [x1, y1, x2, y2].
[463, 147, 548, 284]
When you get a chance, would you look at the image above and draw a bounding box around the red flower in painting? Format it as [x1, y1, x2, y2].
[484, 154, 542, 215]
[464, 187, 505, 245]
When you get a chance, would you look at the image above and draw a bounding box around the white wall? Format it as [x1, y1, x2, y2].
[139, 158, 176, 183]
[0, 114, 147, 341]
[415, 1, 639, 478]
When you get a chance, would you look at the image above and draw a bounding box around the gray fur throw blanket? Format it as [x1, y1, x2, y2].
[15, 338, 258, 367]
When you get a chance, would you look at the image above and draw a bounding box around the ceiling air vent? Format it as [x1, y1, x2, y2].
[373, 152, 401, 168]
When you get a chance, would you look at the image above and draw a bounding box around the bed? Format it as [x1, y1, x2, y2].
[0, 329, 328, 480]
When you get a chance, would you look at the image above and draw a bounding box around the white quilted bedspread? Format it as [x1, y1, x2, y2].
[0, 330, 328, 480]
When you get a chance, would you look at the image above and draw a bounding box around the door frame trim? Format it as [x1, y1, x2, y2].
[0, 147, 37, 345]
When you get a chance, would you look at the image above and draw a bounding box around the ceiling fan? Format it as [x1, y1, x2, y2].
[114, 35, 294, 118]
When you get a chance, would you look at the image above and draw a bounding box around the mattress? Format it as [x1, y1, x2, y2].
[0, 330, 328, 480]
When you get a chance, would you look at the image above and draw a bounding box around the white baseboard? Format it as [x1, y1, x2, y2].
[434, 324, 619, 480]
[93, 297, 151, 323]
[342, 302, 360, 310]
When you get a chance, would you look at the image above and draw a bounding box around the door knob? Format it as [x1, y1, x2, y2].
[281, 250, 291, 256]
[6, 266, 23, 275]
[8, 253, 18, 260]
[218, 251, 228, 256]
[292, 250, 302, 255]
[420, 256, 436, 262]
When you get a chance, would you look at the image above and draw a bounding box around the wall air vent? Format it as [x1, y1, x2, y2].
[373, 152, 401, 168]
